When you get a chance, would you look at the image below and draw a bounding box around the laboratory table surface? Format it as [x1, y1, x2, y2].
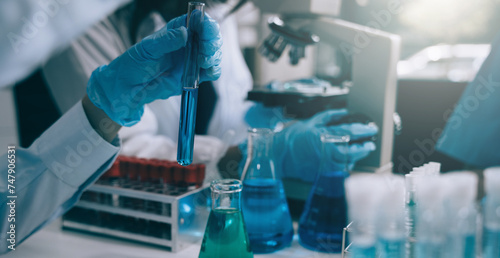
[4, 218, 341, 258]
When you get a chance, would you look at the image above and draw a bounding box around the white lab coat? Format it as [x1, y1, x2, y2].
[0, 0, 131, 88]
[42, 4, 252, 167]
[0, 101, 120, 254]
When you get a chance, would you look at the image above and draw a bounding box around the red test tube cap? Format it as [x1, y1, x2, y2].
[185, 165, 198, 185]
[161, 163, 173, 185]
[138, 159, 149, 182]
[173, 164, 185, 186]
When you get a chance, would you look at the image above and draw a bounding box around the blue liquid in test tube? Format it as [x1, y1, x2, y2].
[178, 88, 198, 165]
[177, 2, 204, 166]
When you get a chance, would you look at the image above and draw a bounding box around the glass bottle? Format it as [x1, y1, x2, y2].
[199, 179, 253, 258]
[241, 128, 294, 253]
[483, 167, 500, 258]
[298, 133, 350, 253]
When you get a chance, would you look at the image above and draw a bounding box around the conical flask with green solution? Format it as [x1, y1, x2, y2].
[199, 179, 253, 258]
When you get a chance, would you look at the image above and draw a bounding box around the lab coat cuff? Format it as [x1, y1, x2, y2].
[35, 100, 120, 188]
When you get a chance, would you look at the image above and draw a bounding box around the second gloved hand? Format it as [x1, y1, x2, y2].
[272, 109, 378, 182]
[87, 13, 222, 126]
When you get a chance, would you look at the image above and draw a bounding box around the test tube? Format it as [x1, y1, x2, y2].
[177, 2, 205, 166]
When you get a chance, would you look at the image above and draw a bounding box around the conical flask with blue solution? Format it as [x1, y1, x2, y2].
[241, 128, 294, 253]
[298, 132, 350, 253]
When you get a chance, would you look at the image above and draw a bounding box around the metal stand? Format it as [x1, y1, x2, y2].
[341, 221, 353, 258]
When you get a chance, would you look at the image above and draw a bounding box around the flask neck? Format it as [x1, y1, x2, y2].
[211, 179, 242, 210]
[247, 130, 272, 158]
[242, 128, 276, 180]
[319, 133, 350, 174]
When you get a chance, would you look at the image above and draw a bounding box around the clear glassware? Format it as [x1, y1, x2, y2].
[298, 133, 350, 253]
[241, 128, 293, 253]
[177, 2, 204, 166]
[483, 167, 500, 258]
[198, 179, 253, 258]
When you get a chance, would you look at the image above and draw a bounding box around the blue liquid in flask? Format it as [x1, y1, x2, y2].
[463, 234, 476, 258]
[350, 245, 376, 258]
[415, 241, 442, 258]
[377, 238, 405, 258]
[242, 178, 293, 253]
[483, 228, 500, 258]
[298, 170, 348, 253]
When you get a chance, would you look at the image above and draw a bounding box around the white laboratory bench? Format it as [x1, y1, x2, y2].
[4, 218, 341, 258]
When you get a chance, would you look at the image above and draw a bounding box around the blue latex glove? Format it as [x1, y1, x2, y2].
[244, 103, 291, 129]
[273, 109, 378, 182]
[87, 13, 222, 126]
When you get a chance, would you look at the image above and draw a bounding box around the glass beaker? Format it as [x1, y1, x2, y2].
[241, 128, 294, 253]
[298, 133, 350, 253]
[199, 179, 253, 258]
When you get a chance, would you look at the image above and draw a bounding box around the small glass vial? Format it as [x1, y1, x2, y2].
[483, 167, 500, 258]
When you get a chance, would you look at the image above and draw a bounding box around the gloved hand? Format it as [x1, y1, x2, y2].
[245, 103, 291, 129]
[272, 109, 378, 182]
[87, 13, 222, 126]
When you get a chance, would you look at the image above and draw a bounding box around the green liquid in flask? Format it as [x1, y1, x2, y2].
[199, 208, 253, 258]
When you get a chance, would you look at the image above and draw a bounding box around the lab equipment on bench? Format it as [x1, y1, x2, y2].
[342, 164, 495, 258]
[251, 0, 400, 172]
[178, 2, 205, 166]
[404, 163, 441, 257]
[62, 156, 209, 252]
[259, 16, 320, 65]
[483, 167, 500, 258]
[375, 176, 406, 258]
[241, 128, 293, 253]
[298, 133, 350, 252]
[441, 172, 478, 258]
[345, 174, 405, 258]
[198, 179, 253, 258]
[247, 78, 349, 119]
[345, 174, 380, 258]
[414, 174, 445, 258]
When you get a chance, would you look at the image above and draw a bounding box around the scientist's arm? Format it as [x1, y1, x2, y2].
[0, 100, 121, 254]
[82, 94, 121, 143]
[0, 13, 221, 253]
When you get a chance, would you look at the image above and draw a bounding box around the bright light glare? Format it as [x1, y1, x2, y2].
[399, 0, 495, 42]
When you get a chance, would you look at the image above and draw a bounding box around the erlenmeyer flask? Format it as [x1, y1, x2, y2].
[298, 132, 350, 253]
[199, 179, 253, 258]
[241, 128, 294, 253]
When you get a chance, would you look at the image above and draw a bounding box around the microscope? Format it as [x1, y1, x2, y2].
[248, 0, 401, 173]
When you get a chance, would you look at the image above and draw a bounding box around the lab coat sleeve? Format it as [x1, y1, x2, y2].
[0, 100, 120, 254]
[436, 34, 500, 168]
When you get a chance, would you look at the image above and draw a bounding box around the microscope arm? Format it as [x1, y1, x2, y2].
[302, 17, 401, 172]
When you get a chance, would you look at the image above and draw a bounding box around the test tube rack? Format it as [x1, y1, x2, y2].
[62, 157, 210, 252]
